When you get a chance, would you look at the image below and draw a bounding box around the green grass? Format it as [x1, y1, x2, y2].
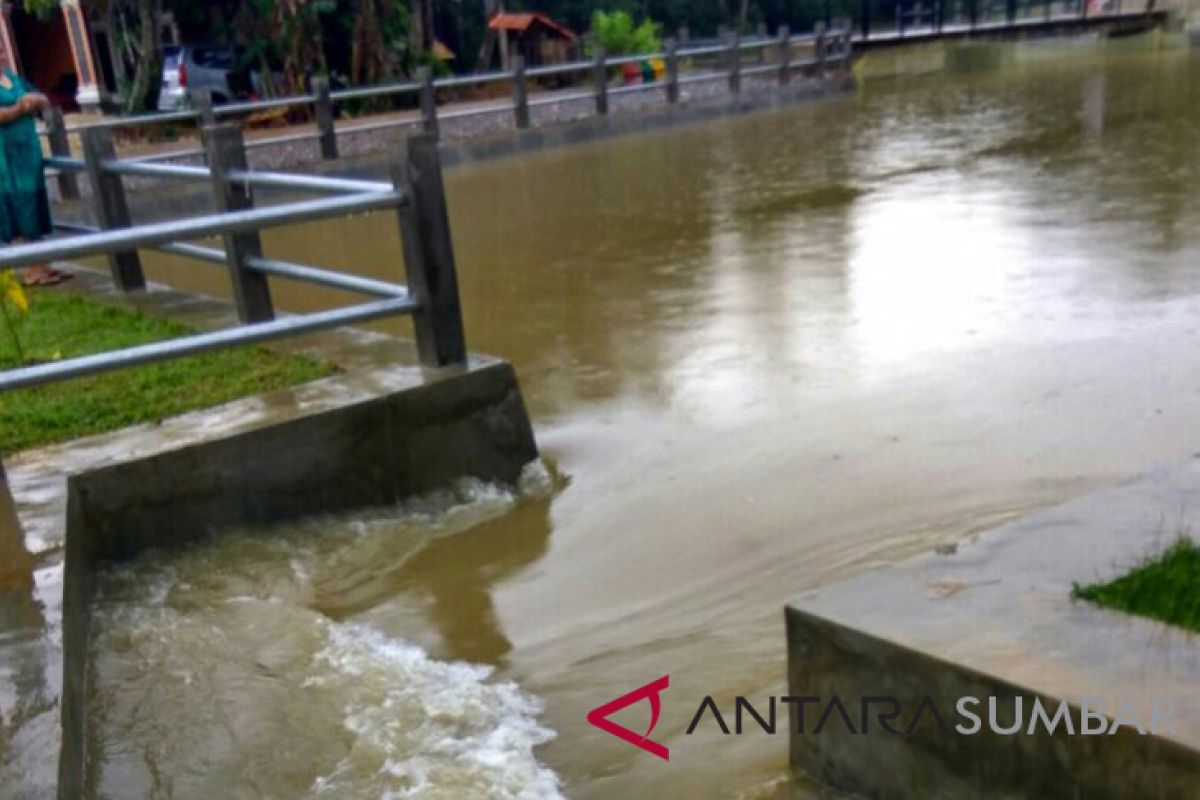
[0, 288, 332, 454]
[1073, 539, 1200, 633]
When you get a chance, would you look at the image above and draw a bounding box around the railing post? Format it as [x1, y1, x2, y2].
[79, 127, 145, 292]
[392, 134, 466, 368]
[193, 89, 217, 127]
[593, 47, 609, 116]
[816, 22, 828, 73]
[201, 124, 274, 324]
[512, 55, 530, 130]
[779, 24, 792, 85]
[311, 76, 338, 160]
[665, 38, 680, 103]
[727, 30, 742, 94]
[756, 22, 769, 63]
[417, 66, 439, 138]
[42, 106, 80, 201]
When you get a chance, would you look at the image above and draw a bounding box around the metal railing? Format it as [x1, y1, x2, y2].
[854, 0, 1154, 40]
[2, 124, 466, 392]
[38, 23, 854, 179]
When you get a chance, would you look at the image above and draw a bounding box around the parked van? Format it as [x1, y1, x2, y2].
[158, 44, 237, 110]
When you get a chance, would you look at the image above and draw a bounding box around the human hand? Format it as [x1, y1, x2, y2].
[19, 94, 49, 113]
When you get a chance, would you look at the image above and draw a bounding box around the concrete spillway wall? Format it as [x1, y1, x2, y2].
[56, 358, 538, 798]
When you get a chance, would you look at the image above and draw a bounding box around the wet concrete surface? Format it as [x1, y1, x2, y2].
[788, 454, 1200, 798]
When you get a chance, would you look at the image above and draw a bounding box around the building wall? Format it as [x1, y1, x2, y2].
[11, 7, 77, 106]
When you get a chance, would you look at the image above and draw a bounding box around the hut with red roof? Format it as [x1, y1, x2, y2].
[484, 11, 579, 71]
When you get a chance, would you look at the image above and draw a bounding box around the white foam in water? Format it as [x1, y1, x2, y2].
[90, 465, 565, 800]
[310, 625, 561, 800]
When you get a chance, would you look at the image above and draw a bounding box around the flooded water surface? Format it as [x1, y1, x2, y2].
[34, 39, 1200, 799]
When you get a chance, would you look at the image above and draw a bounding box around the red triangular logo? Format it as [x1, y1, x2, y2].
[586, 675, 670, 761]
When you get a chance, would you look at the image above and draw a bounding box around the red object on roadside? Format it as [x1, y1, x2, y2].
[621, 62, 641, 85]
[179, 60, 188, 88]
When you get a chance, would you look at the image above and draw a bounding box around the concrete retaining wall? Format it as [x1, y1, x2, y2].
[50, 73, 855, 229]
[786, 455, 1200, 799]
[57, 358, 537, 798]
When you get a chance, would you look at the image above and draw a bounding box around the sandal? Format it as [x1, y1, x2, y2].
[23, 266, 73, 287]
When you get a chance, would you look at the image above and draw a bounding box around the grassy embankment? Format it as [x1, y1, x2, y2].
[0, 287, 331, 454]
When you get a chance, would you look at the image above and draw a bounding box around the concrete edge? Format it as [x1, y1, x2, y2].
[55, 358, 538, 798]
[433, 76, 856, 169]
[785, 604, 1200, 799]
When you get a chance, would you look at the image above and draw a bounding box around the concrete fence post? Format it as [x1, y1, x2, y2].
[756, 22, 768, 63]
[193, 89, 217, 127]
[728, 30, 742, 94]
[417, 67, 439, 138]
[816, 22, 828, 74]
[593, 47, 609, 116]
[665, 39, 680, 104]
[311, 76, 338, 160]
[202, 124, 274, 324]
[392, 134, 467, 368]
[43, 106, 80, 201]
[512, 55, 531, 130]
[779, 24, 792, 85]
[79, 127, 145, 292]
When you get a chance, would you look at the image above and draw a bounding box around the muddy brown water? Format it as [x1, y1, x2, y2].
[9, 38, 1200, 800]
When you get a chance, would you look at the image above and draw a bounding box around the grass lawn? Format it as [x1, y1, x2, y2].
[0, 287, 332, 455]
[1073, 539, 1200, 633]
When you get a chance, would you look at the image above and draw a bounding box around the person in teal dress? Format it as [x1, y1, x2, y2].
[0, 68, 69, 285]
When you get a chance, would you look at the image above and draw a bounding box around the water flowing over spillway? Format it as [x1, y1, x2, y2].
[90, 467, 566, 799]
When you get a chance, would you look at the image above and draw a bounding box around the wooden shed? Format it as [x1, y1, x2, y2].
[486, 11, 578, 70]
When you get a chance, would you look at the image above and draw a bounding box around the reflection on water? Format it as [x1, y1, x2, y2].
[66, 41, 1200, 799]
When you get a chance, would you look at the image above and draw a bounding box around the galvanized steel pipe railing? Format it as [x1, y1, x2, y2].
[5, 126, 467, 393]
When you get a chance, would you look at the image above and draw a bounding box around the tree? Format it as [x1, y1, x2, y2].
[126, 0, 164, 112]
[589, 9, 661, 56]
[351, 0, 410, 85]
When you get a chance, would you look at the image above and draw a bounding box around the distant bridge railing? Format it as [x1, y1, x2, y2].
[1, 125, 465, 392]
[37, 23, 853, 193]
[853, 0, 1156, 40]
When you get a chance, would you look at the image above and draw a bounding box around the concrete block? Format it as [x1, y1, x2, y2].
[787, 455, 1200, 799]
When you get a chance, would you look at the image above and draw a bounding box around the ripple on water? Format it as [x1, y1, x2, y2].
[89, 465, 564, 800]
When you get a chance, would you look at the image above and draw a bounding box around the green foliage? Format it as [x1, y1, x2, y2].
[0, 289, 331, 454]
[1073, 539, 1200, 633]
[20, 0, 57, 19]
[589, 9, 661, 56]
